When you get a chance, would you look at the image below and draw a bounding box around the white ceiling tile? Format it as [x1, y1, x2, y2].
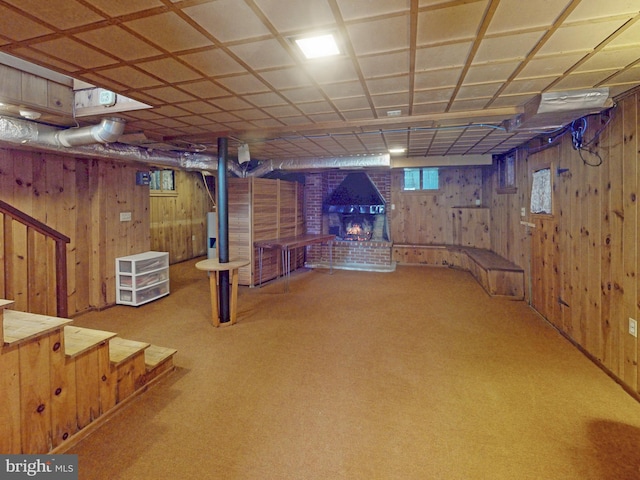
[372, 92, 411, 108]
[415, 43, 472, 71]
[0, 6, 54, 41]
[538, 19, 632, 56]
[260, 68, 314, 90]
[464, 62, 520, 84]
[347, 16, 410, 55]
[565, 0, 640, 22]
[75, 26, 163, 62]
[228, 39, 296, 70]
[337, 0, 409, 20]
[486, 0, 569, 35]
[253, 0, 335, 32]
[2, 0, 104, 30]
[501, 77, 556, 95]
[124, 12, 213, 52]
[367, 76, 410, 95]
[280, 86, 326, 103]
[183, 0, 270, 43]
[243, 92, 289, 108]
[606, 20, 640, 48]
[305, 57, 359, 84]
[518, 52, 587, 78]
[137, 58, 202, 84]
[178, 49, 246, 77]
[215, 74, 271, 95]
[457, 83, 502, 100]
[417, 2, 488, 45]
[475, 32, 544, 63]
[552, 70, 621, 90]
[575, 47, 640, 72]
[359, 52, 409, 78]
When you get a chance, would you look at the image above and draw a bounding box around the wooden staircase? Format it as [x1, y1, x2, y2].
[0, 299, 177, 454]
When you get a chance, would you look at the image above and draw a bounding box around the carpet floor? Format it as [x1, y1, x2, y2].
[69, 258, 640, 479]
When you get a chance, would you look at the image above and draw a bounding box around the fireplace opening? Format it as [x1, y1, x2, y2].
[323, 172, 389, 242]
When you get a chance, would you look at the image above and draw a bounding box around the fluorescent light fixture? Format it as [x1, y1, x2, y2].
[294, 33, 340, 59]
[389, 148, 406, 154]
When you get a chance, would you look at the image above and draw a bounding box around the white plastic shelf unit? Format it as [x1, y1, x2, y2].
[116, 251, 170, 306]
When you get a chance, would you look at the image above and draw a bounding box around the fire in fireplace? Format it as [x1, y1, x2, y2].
[323, 172, 389, 242]
[344, 215, 373, 241]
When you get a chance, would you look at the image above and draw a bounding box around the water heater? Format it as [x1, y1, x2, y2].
[207, 211, 217, 260]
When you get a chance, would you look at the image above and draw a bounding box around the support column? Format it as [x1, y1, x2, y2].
[217, 137, 231, 323]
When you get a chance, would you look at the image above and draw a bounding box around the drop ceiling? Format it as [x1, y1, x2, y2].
[0, 0, 639, 163]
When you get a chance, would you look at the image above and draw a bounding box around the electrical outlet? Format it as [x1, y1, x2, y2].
[629, 318, 637, 338]
[520, 207, 526, 217]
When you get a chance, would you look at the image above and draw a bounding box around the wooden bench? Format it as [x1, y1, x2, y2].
[392, 244, 524, 300]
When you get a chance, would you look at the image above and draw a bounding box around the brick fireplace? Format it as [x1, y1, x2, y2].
[304, 171, 394, 271]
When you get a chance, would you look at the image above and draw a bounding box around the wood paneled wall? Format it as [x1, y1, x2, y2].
[389, 167, 484, 244]
[0, 149, 152, 315]
[149, 170, 212, 264]
[228, 177, 304, 286]
[485, 89, 640, 397]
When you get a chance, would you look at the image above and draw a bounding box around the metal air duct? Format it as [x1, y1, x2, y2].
[39, 117, 125, 147]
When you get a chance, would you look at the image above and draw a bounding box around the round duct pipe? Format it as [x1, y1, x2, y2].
[54, 117, 126, 147]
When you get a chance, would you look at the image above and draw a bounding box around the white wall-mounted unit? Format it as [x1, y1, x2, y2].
[504, 88, 613, 132]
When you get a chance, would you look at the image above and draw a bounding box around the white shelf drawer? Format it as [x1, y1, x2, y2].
[115, 251, 170, 306]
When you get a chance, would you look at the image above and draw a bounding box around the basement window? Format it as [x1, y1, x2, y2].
[403, 168, 439, 191]
[150, 170, 177, 197]
[497, 153, 517, 194]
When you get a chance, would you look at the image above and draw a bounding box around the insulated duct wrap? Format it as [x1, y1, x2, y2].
[0, 115, 393, 175]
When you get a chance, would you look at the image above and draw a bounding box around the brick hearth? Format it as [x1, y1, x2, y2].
[304, 171, 395, 271]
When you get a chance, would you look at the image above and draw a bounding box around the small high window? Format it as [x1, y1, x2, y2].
[497, 153, 517, 194]
[403, 168, 439, 191]
[150, 170, 177, 196]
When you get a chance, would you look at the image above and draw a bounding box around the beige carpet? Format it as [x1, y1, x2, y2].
[69, 258, 640, 479]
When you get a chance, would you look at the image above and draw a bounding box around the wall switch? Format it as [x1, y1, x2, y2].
[521, 207, 526, 217]
[630, 318, 637, 337]
[475, 199, 481, 206]
[119, 212, 132, 222]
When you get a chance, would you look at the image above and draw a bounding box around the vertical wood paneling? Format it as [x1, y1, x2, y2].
[622, 94, 638, 390]
[150, 170, 212, 264]
[486, 90, 640, 397]
[19, 336, 52, 453]
[391, 167, 484, 245]
[0, 344, 21, 453]
[228, 177, 304, 286]
[0, 150, 152, 314]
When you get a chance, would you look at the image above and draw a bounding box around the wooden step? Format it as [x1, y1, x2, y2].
[3, 309, 72, 346]
[63, 326, 117, 357]
[0, 299, 15, 343]
[145, 344, 177, 383]
[109, 337, 150, 403]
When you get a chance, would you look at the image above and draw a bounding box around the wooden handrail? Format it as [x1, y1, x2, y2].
[0, 199, 70, 318]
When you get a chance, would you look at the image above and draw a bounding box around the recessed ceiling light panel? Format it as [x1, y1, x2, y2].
[293, 33, 341, 59]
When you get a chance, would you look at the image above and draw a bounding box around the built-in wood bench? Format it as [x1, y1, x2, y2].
[393, 244, 524, 300]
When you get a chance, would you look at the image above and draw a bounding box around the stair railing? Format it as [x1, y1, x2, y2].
[0, 199, 70, 318]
